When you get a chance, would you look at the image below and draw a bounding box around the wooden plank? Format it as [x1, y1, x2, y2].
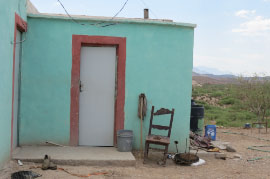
[154, 108, 172, 115]
[152, 125, 169, 130]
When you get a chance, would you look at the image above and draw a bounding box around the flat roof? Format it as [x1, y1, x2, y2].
[27, 13, 197, 28]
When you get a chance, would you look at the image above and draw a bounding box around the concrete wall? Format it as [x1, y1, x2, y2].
[20, 15, 194, 152]
[0, 0, 27, 168]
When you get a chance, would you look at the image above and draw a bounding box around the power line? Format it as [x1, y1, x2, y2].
[111, 0, 129, 19]
[57, 0, 86, 25]
[57, 0, 129, 28]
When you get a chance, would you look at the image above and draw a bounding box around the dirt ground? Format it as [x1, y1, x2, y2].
[1, 127, 270, 179]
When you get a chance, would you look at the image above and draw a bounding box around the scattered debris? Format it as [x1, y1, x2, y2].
[167, 154, 173, 159]
[11, 171, 41, 179]
[233, 154, 242, 159]
[215, 153, 226, 160]
[216, 126, 224, 129]
[207, 147, 220, 152]
[191, 158, 206, 166]
[157, 160, 166, 166]
[190, 131, 211, 149]
[226, 145, 236, 152]
[58, 168, 108, 177]
[211, 141, 230, 150]
[29, 165, 109, 178]
[17, 160, 23, 166]
[45, 141, 65, 147]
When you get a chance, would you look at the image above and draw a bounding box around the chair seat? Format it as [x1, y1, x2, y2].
[146, 135, 170, 145]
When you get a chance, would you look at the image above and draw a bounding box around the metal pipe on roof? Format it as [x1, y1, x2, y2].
[144, 9, 149, 19]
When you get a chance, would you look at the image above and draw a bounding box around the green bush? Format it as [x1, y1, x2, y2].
[192, 84, 259, 127]
[219, 97, 235, 105]
[210, 91, 224, 97]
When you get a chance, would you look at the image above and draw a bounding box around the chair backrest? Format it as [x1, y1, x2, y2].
[148, 106, 175, 137]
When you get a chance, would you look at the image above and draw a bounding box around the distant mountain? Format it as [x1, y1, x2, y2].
[202, 74, 237, 79]
[193, 66, 233, 76]
[192, 67, 238, 85]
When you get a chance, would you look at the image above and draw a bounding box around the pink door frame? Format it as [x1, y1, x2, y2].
[11, 13, 27, 155]
[70, 35, 126, 146]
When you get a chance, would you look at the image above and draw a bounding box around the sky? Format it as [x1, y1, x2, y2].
[30, 0, 270, 76]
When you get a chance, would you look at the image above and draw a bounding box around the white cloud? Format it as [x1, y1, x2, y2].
[233, 10, 270, 36]
[235, 10, 256, 18]
[232, 15, 270, 36]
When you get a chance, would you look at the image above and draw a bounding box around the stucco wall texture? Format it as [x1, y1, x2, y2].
[0, 0, 27, 168]
[20, 15, 195, 152]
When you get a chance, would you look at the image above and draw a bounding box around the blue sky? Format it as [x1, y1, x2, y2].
[30, 0, 270, 76]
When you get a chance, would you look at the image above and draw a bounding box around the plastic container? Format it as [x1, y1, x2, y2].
[244, 123, 251, 129]
[205, 125, 216, 141]
[117, 130, 133, 152]
[197, 118, 204, 136]
[190, 100, 205, 135]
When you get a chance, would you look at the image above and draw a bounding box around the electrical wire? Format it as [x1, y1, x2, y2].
[111, 0, 129, 19]
[57, 0, 129, 28]
[99, 0, 130, 27]
[57, 0, 86, 25]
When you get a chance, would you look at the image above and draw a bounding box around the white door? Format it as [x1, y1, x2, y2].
[79, 47, 116, 146]
[13, 30, 22, 149]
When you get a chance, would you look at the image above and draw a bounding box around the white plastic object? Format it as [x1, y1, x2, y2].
[191, 158, 205, 166]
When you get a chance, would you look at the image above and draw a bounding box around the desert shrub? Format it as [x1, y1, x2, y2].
[219, 97, 235, 105]
[210, 91, 224, 97]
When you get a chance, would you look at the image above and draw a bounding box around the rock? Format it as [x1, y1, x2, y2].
[215, 153, 226, 160]
[226, 145, 236, 152]
[233, 154, 242, 159]
[211, 141, 230, 150]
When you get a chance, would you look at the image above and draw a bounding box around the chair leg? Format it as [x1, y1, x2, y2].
[143, 142, 149, 164]
[163, 145, 169, 166]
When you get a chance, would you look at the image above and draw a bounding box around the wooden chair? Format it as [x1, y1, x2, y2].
[144, 106, 175, 165]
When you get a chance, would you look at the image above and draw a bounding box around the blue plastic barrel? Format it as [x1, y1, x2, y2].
[205, 125, 216, 141]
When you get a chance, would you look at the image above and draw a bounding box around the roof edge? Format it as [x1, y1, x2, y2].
[27, 13, 197, 28]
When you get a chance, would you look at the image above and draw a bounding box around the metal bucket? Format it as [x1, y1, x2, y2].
[117, 130, 133, 152]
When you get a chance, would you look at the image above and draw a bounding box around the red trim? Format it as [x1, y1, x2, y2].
[70, 35, 126, 146]
[11, 13, 27, 155]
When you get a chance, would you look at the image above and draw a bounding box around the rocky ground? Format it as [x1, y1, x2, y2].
[1, 128, 270, 179]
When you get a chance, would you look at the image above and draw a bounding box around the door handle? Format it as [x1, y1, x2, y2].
[79, 80, 83, 92]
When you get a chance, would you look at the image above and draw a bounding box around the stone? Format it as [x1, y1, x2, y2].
[211, 141, 230, 150]
[215, 153, 226, 160]
[226, 145, 236, 152]
[233, 154, 242, 159]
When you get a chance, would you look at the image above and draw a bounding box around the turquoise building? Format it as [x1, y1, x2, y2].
[0, 0, 195, 168]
